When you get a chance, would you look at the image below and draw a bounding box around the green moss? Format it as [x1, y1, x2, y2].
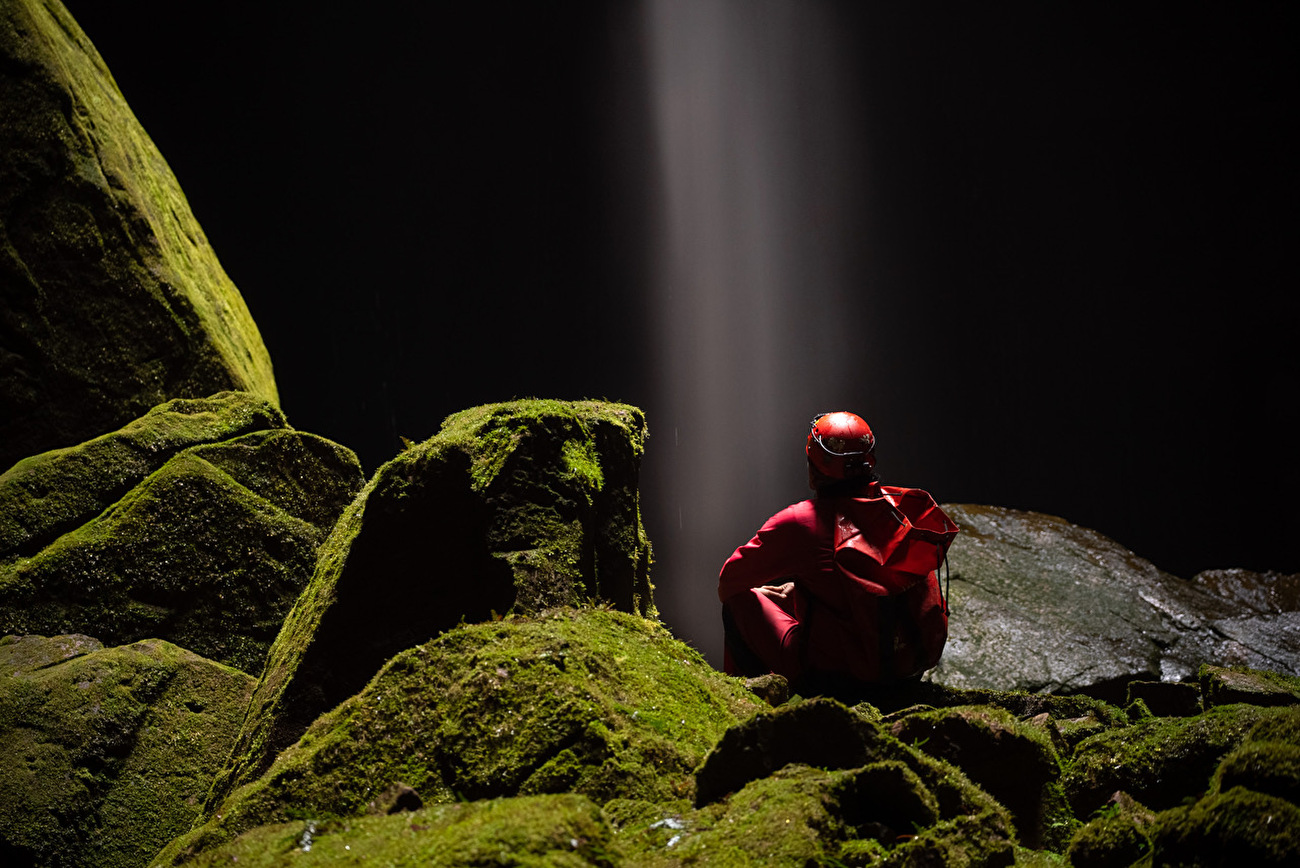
[0, 392, 286, 559]
[1212, 741, 1300, 804]
[0, 2, 278, 472]
[888, 705, 1072, 850]
[157, 609, 762, 863]
[0, 636, 255, 868]
[208, 400, 655, 807]
[0, 428, 362, 673]
[171, 794, 619, 867]
[1147, 787, 1300, 866]
[563, 437, 605, 493]
[1067, 806, 1154, 868]
[1063, 704, 1280, 816]
[1200, 664, 1300, 708]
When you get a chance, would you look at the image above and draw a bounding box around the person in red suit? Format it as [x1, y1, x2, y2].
[718, 412, 959, 699]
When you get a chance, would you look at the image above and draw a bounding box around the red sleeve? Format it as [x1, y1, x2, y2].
[717, 501, 818, 603]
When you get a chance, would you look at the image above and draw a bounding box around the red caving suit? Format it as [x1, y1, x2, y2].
[718, 481, 958, 688]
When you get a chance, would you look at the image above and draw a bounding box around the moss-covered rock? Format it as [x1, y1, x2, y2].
[1210, 706, 1300, 805]
[0, 0, 278, 473]
[208, 399, 654, 801]
[0, 634, 255, 867]
[0, 392, 286, 559]
[159, 793, 615, 866]
[1146, 787, 1300, 866]
[157, 608, 758, 864]
[0, 422, 363, 673]
[1200, 664, 1300, 708]
[888, 705, 1073, 850]
[684, 698, 1018, 866]
[1065, 793, 1156, 868]
[1062, 703, 1282, 815]
[163, 794, 619, 867]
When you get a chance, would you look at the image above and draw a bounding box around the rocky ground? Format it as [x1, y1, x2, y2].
[2, 2, 1298, 866]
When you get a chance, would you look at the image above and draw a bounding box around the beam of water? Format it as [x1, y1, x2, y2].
[642, 0, 869, 664]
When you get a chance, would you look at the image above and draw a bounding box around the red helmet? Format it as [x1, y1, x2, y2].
[807, 412, 876, 479]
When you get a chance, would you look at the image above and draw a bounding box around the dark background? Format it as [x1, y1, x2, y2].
[62, 2, 1297, 661]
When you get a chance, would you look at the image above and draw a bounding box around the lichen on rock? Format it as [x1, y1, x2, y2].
[0, 635, 256, 868]
[0, 0, 278, 473]
[156, 608, 760, 864]
[208, 399, 655, 803]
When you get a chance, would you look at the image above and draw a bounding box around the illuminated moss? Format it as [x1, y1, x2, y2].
[0, 0, 278, 472]
[166, 795, 619, 867]
[0, 392, 286, 560]
[207, 399, 654, 806]
[0, 635, 254, 868]
[1063, 704, 1280, 816]
[0, 426, 363, 673]
[155, 608, 761, 864]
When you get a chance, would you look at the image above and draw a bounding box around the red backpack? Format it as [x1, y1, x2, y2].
[805, 487, 958, 683]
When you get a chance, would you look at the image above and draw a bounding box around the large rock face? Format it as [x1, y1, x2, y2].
[0, 0, 278, 474]
[208, 399, 654, 801]
[931, 504, 1299, 699]
[0, 634, 256, 868]
[0, 394, 364, 673]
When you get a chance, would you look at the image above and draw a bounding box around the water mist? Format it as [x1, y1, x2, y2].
[641, 0, 870, 664]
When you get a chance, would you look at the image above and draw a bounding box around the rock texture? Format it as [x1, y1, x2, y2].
[0, 395, 364, 673]
[0, 634, 256, 868]
[174, 795, 619, 867]
[208, 399, 654, 802]
[932, 504, 1300, 699]
[0, 0, 278, 474]
[0, 392, 286, 560]
[159, 608, 759, 863]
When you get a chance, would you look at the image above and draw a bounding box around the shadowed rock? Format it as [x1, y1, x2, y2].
[932, 504, 1299, 699]
[0, 0, 278, 473]
[0, 635, 255, 868]
[206, 399, 654, 804]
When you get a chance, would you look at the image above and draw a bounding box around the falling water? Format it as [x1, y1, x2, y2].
[642, 0, 870, 663]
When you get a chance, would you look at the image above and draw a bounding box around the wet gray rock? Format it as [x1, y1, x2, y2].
[930, 505, 1299, 700]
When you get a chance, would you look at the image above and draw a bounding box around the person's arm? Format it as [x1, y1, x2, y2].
[717, 504, 814, 603]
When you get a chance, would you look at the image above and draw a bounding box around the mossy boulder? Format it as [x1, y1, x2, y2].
[0, 409, 364, 673]
[164, 794, 619, 868]
[1200, 663, 1300, 708]
[1146, 787, 1300, 866]
[0, 634, 256, 868]
[685, 699, 1018, 866]
[0, 0, 278, 473]
[0, 392, 286, 560]
[1066, 792, 1157, 868]
[209, 399, 654, 800]
[1062, 703, 1282, 815]
[157, 608, 758, 864]
[888, 704, 1073, 849]
[934, 504, 1297, 699]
